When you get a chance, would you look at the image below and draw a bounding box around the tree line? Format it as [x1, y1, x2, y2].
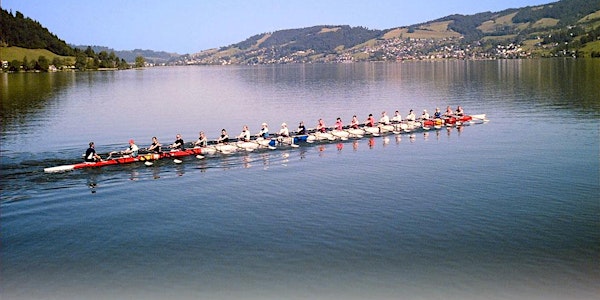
[4, 46, 133, 72]
[1, 9, 73, 56]
[512, 0, 600, 26]
[1, 9, 140, 71]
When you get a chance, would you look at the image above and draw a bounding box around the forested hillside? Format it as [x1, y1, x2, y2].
[2, 0, 600, 69]
[232, 26, 382, 52]
[1, 8, 130, 71]
[0, 8, 73, 56]
[183, 0, 600, 65]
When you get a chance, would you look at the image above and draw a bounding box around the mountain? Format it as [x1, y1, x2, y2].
[180, 0, 600, 65]
[71, 45, 180, 64]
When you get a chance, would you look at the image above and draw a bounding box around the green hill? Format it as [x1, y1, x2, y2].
[0, 9, 74, 56]
[1, 46, 74, 64]
[183, 0, 600, 65]
[1, 8, 130, 71]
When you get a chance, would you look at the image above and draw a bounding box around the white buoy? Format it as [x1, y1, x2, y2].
[144, 161, 153, 166]
[196, 155, 205, 159]
[174, 159, 182, 164]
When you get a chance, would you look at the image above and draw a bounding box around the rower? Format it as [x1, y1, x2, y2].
[316, 118, 327, 133]
[194, 131, 207, 147]
[296, 121, 306, 135]
[278, 123, 290, 137]
[171, 134, 185, 150]
[237, 125, 251, 142]
[455, 106, 464, 116]
[277, 123, 290, 143]
[334, 117, 343, 131]
[217, 129, 229, 144]
[351, 115, 360, 129]
[405, 109, 416, 122]
[444, 106, 453, 117]
[148, 136, 162, 153]
[85, 142, 102, 162]
[364, 114, 375, 127]
[391, 110, 402, 123]
[420, 109, 430, 120]
[379, 111, 390, 125]
[121, 139, 139, 157]
[434, 107, 442, 119]
[257, 123, 269, 139]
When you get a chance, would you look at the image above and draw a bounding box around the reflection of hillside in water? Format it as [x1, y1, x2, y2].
[1, 72, 76, 131]
[230, 59, 600, 117]
[493, 58, 600, 115]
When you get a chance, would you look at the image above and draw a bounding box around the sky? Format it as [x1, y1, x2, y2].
[2, 0, 554, 54]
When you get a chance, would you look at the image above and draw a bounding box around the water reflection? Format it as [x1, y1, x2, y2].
[152, 165, 161, 179]
[382, 136, 390, 147]
[1, 72, 75, 130]
[368, 137, 375, 148]
[86, 173, 99, 194]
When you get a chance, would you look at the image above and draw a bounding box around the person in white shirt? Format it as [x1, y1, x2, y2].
[391, 110, 402, 123]
[406, 109, 416, 122]
[122, 139, 139, 157]
[237, 125, 251, 142]
[420, 109, 430, 120]
[379, 111, 390, 125]
[278, 123, 290, 137]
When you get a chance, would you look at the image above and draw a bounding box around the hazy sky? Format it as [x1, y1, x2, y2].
[2, 0, 553, 54]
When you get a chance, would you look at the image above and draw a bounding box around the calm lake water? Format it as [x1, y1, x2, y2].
[1, 60, 599, 300]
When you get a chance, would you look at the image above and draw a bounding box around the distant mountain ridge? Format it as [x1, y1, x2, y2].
[2, 0, 600, 67]
[71, 45, 180, 64]
[181, 0, 600, 65]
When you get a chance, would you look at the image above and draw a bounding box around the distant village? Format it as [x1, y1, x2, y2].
[177, 36, 575, 66]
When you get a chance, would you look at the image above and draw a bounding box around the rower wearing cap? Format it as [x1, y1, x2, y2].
[278, 123, 290, 137]
[406, 110, 416, 122]
[237, 125, 251, 142]
[421, 109, 430, 120]
[122, 139, 139, 157]
[277, 123, 290, 144]
[171, 134, 184, 150]
[85, 142, 102, 162]
[434, 107, 442, 119]
[257, 123, 269, 139]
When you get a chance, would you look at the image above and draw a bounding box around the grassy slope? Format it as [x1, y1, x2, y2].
[0, 46, 74, 63]
[579, 40, 600, 56]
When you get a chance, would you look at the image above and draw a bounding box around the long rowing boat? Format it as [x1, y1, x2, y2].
[44, 114, 487, 173]
[44, 148, 204, 173]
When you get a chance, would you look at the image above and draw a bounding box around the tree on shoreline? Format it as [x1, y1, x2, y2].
[135, 56, 146, 68]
